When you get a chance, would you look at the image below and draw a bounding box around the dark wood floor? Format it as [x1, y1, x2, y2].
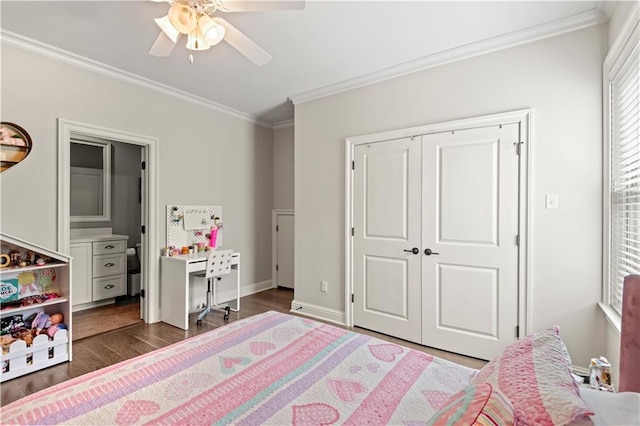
[73, 301, 142, 340]
[1, 287, 485, 406]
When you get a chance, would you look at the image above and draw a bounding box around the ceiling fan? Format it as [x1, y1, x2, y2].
[149, 0, 305, 65]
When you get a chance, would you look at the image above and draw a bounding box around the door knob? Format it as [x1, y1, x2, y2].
[424, 248, 440, 256]
[404, 247, 420, 255]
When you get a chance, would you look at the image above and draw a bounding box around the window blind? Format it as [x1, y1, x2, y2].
[610, 39, 640, 315]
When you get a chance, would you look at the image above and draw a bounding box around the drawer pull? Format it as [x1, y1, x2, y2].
[104, 284, 115, 289]
[105, 262, 115, 267]
[104, 245, 115, 249]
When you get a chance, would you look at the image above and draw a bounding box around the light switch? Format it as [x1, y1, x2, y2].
[546, 194, 559, 210]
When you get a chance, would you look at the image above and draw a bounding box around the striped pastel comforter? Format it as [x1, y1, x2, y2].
[1, 311, 477, 425]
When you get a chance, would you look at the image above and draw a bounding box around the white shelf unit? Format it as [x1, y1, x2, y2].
[1, 233, 72, 382]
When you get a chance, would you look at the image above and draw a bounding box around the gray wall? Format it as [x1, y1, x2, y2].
[294, 24, 607, 367]
[273, 124, 295, 210]
[1, 44, 273, 297]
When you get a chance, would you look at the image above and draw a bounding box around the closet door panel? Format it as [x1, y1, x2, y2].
[439, 139, 498, 245]
[422, 124, 520, 360]
[353, 137, 422, 343]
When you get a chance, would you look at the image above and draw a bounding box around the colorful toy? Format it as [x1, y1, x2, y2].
[39, 269, 56, 293]
[17, 271, 38, 297]
[31, 311, 62, 334]
[46, 323, 67, 338]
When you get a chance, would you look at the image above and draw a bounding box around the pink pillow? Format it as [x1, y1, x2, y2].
[471, 326, 593, 425]
[427, 383, 515, 425]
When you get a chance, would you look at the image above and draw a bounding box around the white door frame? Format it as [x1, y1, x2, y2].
[57, 119, 160, 324]
[272, 209, 295, 288]
[345, 109, 532, 337]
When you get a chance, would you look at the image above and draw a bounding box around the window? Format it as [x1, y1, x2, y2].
[606, 16, 640, 315]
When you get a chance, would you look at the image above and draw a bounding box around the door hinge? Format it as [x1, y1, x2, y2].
[141, 225, 146, 234]
[515, 235, 519, 246]
[276, 225, 279, 232]
[351, 227, 354, 236]
[352, 161, 355, 170]
[516, 325, 520, 337]
[141, 161, 146, 170]
[141, 289, 145, 298]
[276, 264, 279, 271]
[351, 294, 354, 303]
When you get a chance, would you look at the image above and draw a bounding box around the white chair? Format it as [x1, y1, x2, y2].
[195, 249, 233, 326]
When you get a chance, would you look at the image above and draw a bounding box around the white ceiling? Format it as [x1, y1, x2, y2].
[1, 1, 607, 126]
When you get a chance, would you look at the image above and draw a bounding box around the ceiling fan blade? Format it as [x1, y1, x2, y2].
[213, 17, 272, 66]
[221, 0, 305, 12]
[148, 32, 180, 57]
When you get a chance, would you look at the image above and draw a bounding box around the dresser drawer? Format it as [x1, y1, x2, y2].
[93, 240, 126, 255]
[93, 275, 125, 300]
[92, 253, 126, 277]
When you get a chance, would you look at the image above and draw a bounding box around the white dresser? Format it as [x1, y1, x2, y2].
[70, 232, 128, 311]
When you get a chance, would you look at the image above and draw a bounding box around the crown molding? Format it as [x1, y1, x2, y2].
[0, 30, 273, 129]
[597, 1, 616, 19]
[273, 119, 294, 129]
[290, 8, 608, 106]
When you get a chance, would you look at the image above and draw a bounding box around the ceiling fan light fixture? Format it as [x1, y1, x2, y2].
[198, 14, 226, 46]
[168, 2, 198, 34]
[186, 25, 211, 51]
[154, 15, 181, 43]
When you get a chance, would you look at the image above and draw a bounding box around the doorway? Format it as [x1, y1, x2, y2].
[58, 119, 160, 331]
[346, 110, 531, 361]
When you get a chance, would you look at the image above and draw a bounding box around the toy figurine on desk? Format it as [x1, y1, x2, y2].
[206, 216, 223, 249]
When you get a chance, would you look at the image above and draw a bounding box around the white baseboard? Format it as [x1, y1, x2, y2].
[190, 280, 274, 313]
[72, 298, 115, 312]
[290, 300, 346, 326]
[572, 365, 590, 376]
[220, 280, 274, 303]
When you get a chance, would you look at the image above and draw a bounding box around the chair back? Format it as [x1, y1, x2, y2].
[204, 249, 233, 279]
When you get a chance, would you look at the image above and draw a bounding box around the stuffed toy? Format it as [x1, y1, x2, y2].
[31, 312, 63, 335]
[47, 323, 67, 338]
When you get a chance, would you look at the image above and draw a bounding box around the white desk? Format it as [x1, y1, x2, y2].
[160, 252, 240, 330]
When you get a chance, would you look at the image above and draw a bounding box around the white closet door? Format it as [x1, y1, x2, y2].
[421, 124, 520, 360]
[353, 137, 422, 343]
[276, 214, 295, 289]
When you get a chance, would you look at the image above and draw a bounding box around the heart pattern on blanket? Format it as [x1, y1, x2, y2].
[366, 363, 380, 373]
[422, 390, 453, 409]
[368, 343, 403, 362]
[273, 327, 304, 342]
[328, 379, 366, 402]
[165, 373, 213, 400]
[249, 341, 276, 356]
[292, 403, 340, 425]
[115, 400, 160, 425]
[220, 356, 251, 373]
[299, 318, 316, 327]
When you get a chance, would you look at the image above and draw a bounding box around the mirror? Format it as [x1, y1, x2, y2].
[70, 140, 111, 222]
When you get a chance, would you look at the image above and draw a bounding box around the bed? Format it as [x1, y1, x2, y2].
[1, 311, 639, 425]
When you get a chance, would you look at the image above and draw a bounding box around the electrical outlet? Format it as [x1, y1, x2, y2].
[321, 281, 328, 292]
[546, 194, 559, 210]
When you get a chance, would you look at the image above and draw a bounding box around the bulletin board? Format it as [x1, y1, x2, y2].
[165, 205, 223, 248]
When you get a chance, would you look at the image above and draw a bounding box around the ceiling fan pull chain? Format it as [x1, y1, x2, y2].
[189, 54, 194, 64]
